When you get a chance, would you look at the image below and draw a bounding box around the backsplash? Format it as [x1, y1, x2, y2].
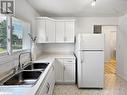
[0, 51, 31, 79]
[36, 43, 74, 53]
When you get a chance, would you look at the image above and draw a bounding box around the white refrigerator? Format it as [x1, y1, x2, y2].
[75, 34, 104, 88]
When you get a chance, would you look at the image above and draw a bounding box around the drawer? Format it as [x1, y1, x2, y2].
[56, 59, 64, 63]
[64, 58, 75, 63]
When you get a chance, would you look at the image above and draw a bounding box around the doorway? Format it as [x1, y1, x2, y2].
[102, 26, 117, 74]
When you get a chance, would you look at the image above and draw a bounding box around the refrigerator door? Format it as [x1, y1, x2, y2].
[77, 34, 104, 51]
[78, 51, 104, 88]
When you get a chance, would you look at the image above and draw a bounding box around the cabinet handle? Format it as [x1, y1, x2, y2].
[46, 84, 48, 94]
[81, 60, 83, 63]
[64, 37, 66, 41]
[67, 61, 73, 62]
[48, 83, 50, 89]
[64, 66, 65, 71]
[52, 65, 54, 71]
[46, 36, 48, 41]
[46, 83, 50, 94]
[22, 64, 25, 68]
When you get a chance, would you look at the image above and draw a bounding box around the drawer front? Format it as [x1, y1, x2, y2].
[64, 58, 75, 64]
[56, 59, 64, 63]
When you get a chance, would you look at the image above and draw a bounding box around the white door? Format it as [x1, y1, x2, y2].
[36, 19, 46, 43]
[55, 21, 64, 43]
[81, 51, 104, 88]
[55, 59, 64, 83]
[102, 26, 117, 62]
[46, 19, 55, 43]
[65, 21, 74, 43]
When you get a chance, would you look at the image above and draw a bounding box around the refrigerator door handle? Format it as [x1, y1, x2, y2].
[81, 59, 83, 63]
[80, 50, 104, 51]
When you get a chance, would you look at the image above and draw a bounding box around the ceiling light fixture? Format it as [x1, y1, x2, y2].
[91, 0, 96, 7]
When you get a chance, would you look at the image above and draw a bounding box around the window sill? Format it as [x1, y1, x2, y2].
[12, 49, 30, 54]
[0, 52, 9, 57]
[0, 49, 30, 66]
[0, 49, 30, 57]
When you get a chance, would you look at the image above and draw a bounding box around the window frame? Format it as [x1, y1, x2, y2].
[0, 15, 8, 55]
[11, 17, 24, 52]
[0, 16, 31, 56]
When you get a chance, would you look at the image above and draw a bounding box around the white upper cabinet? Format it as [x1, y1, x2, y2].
[55, 21, 65, 43]
[36, 17, 55, 43]
[36, 19, 46, 43]
[46, 19, 55, 43]
[64, 21, 75, 43]
[55, 21, 75, 43]
[36, 17, 75, 43]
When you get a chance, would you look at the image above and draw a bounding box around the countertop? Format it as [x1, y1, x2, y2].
[34, 52, 75, 63]
[0, 52, 75, 95]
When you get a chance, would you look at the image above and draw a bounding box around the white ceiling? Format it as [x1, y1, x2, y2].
[27, 0, 127, 17]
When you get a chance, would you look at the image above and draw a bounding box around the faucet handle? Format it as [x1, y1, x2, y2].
[13, 67, 17, 74]
[22, 63, 25, 68]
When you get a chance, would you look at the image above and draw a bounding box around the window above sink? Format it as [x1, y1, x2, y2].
[0, 14, 31, 56]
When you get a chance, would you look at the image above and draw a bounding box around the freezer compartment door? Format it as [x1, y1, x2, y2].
[78, 34, 104, 50]
[79, 51, 104, 88]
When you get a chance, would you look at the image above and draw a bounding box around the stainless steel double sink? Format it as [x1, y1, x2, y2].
[24, 63, 48, 71]
[3, 63, 49, 86]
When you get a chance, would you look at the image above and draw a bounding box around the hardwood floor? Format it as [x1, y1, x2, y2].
[105, 58, 116, 74]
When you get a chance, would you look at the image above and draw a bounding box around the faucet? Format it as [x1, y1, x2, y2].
[18, 52, 32, 71]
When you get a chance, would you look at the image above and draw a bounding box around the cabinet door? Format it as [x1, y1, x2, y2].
[55, 59, 64, 83]
[36, 77, 48, 95]
[63, 59, 75, 83]
[48, 66, 55, 95]
[36, 66, 55, 95]
[55, 21, 64, 43]
[46, 19, 55, 43]
[65, 21, 75, 43]
[36, 19, 46, 43]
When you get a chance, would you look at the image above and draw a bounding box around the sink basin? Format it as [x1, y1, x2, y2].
[3, 71, 42, 85]
[24, 63, 49, 70]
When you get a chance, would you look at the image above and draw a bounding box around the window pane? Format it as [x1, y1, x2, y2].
[12, 18, 23, 51]
[0, 15, 7, 53]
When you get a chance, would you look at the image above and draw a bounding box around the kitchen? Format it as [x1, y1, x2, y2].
[0, 0, 127, 95]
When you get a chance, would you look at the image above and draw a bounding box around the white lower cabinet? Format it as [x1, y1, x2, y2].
[55, 59, 64, 83]
[64, 63, 75, 83]
[36, 58, 75, 95]
[36, 80, 48, 95]
[36, 65, 55, 95]
[55, 58, 75, 83]
[48, 66, 55, 95]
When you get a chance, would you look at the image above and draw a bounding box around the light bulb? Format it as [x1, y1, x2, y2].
[91, 0, 96, 6]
